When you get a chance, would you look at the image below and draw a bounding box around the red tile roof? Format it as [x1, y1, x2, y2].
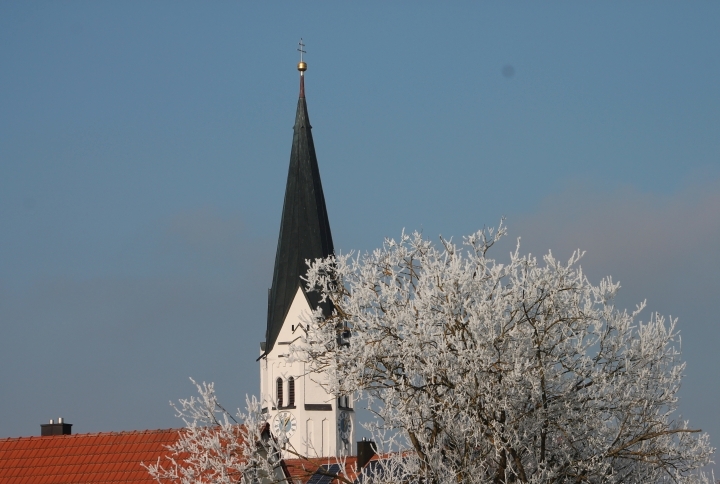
[0, 428, 382, 484]
[0, 429, 181, 484]
[284, 456, 363, 484]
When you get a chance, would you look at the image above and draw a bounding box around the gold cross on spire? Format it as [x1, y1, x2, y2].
[297, 38, 307, 73]
[298, 38, 306, 62]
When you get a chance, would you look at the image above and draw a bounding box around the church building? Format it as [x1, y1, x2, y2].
[259, 47, 355, 459]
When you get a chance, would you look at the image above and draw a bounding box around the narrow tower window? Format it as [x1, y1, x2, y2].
[276, 378, 283, 408]
[288, 377, 295, 407]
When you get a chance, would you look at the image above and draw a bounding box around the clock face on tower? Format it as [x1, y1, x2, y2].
[338, 411, 352, 440]
[273, 411, 297, 438]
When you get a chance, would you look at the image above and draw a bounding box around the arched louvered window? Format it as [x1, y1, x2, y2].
[288, 377, 295, 407]
[276, 378, 283, 408]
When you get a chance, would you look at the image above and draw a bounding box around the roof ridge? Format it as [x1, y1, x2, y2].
[0, 428, 183, 442]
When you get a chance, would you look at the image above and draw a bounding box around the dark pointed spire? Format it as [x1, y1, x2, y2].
[264, 49, 334, 354]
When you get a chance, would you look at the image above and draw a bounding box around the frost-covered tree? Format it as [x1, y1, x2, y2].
[148, 224, 713, 484]
[144, 380, 287, 484]
[144, 380, 355, 484]
[299, 223, 713, 483]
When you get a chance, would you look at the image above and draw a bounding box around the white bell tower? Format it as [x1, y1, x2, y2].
[260, 288, 354, 458]
[258, 42, 354, 458]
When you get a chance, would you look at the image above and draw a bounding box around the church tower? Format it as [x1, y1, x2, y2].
[259, 42, 354, 458]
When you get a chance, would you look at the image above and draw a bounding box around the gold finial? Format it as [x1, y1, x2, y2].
[297, 38, 307, 72]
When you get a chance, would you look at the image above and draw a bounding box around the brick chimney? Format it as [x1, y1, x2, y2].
[41, 418, 72, 436]
[356, 438, 376, 471]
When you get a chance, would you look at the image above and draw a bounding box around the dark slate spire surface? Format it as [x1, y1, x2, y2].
[265, 74, 334, 354]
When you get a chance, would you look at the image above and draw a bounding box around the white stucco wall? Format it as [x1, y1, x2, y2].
[260, 287, 355, 458]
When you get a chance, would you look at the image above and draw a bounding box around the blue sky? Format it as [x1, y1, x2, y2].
[1, 1, 719, 459]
